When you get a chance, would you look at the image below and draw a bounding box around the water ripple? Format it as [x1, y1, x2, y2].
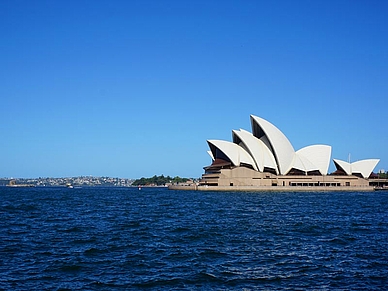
[0, 187, 387, 290]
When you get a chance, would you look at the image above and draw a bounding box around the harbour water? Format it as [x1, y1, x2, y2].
[1, 187, 387, 290]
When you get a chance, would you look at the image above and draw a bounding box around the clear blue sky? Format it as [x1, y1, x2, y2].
[1, 0, 387, 179]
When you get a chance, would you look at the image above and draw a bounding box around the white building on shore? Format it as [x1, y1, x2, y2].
[197, 115, 380, 191]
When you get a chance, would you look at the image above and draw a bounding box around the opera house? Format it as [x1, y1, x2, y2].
[193, 115, 380, 191]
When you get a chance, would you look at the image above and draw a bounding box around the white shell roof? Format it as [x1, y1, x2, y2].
[333, 159, 352, 175]
[292, 153, 318, 173]
[207, 139, 258, 171]
[351, 159, 380, 178]
[250, 115, 295, 175]
[205, 114, 379, 177]
[333, 158, 380, 178]
[232, 129, 278, 173]
[296, 145, 332, 175]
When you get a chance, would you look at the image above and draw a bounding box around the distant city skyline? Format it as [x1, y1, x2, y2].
[1, 0, 387, 178]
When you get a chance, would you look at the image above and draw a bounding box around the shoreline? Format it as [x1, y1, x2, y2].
[168, 184, 380, 192]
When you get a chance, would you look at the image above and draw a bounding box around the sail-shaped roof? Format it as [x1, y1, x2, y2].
[250, 115, 295, 175]
[207, 140, 258, 170]
[232, 129, 278, 173]
[352, 159, 380, 178]
[333, 159, 352, 175]
[333, 158, 380, 178]
[204, 114, 379, 178]
[296, 145, 332, 175]
[292, 153, 318, 173]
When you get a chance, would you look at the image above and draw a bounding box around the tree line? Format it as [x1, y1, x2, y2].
[132, 175, 189, 186]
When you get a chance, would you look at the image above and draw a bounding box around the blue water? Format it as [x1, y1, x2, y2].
[1, 187, 387, 290]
